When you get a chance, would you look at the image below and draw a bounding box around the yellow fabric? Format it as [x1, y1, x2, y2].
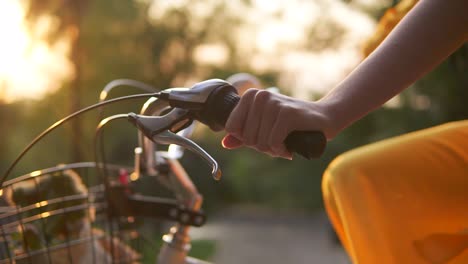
[322, 120, 468, 264]
[362, 0, 419, 57]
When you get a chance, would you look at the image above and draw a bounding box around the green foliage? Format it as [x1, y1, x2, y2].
[190, 239, 217, 261]
[2, 0, 467, 215]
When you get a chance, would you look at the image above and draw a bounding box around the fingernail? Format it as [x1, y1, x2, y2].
[282, 152, 293, 160]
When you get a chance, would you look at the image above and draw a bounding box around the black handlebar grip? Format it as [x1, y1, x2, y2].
[200, 84, 327, 159]
[196, 83, 240, 132]
[284, 131, 326, 159]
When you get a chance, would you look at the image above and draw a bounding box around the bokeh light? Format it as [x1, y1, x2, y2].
[0, 0, 73, 102]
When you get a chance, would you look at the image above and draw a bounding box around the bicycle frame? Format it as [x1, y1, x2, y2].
[137, 93, 212, 264]
[2, 75, 269, 264]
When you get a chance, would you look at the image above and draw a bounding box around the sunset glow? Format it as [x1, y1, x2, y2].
[149, 0, 381, 98]
[0, 0, 73, 102]
[0, 0, 385, 102]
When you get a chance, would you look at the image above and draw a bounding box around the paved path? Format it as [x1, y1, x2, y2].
[190, 207, 351, 264]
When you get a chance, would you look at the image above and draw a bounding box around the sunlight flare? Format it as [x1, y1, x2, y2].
[0, 0, 73, 102]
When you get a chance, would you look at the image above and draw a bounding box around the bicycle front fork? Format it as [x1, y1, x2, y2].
[157, 225, 212, 264]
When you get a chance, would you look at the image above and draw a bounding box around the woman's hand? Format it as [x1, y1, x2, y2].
[222, 88, 334, 159]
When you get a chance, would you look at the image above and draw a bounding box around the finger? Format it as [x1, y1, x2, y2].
[222, 134, 244, 149]
[225, 89, 258, 138]
[256, 99, 280, 153]
[269, 109, 293, 159]
[243, 90, 270, 146]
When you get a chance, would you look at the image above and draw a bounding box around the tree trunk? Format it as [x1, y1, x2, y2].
[68, 1, 88, 162]
[70, 30, 82, 162]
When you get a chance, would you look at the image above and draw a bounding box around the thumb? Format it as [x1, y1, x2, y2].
[222, 134, 244, 149]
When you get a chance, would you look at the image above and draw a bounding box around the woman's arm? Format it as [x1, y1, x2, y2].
[223, 0, 468, 158]
[320, 0, 468, 135]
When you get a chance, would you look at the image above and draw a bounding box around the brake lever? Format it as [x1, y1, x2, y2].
[128, 112, 222, 180]
[128, 108, 191, 138]
[167, 123, 196, 160]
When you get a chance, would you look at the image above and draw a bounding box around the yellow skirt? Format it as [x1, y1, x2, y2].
[322, 120, 468, 264]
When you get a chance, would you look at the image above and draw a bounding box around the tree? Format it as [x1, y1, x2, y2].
[24, 0, 89, 162]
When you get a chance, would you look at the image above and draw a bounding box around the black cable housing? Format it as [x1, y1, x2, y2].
[1, 93, 159, 187]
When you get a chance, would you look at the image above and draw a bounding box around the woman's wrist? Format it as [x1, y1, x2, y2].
[315, 94, 350, 140]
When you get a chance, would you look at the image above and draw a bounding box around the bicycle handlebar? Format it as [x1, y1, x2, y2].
[207, 86, 326, 159]
[166, 80, 327, 159]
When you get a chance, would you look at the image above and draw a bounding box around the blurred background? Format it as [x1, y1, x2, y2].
[0, 0, 466, 263]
